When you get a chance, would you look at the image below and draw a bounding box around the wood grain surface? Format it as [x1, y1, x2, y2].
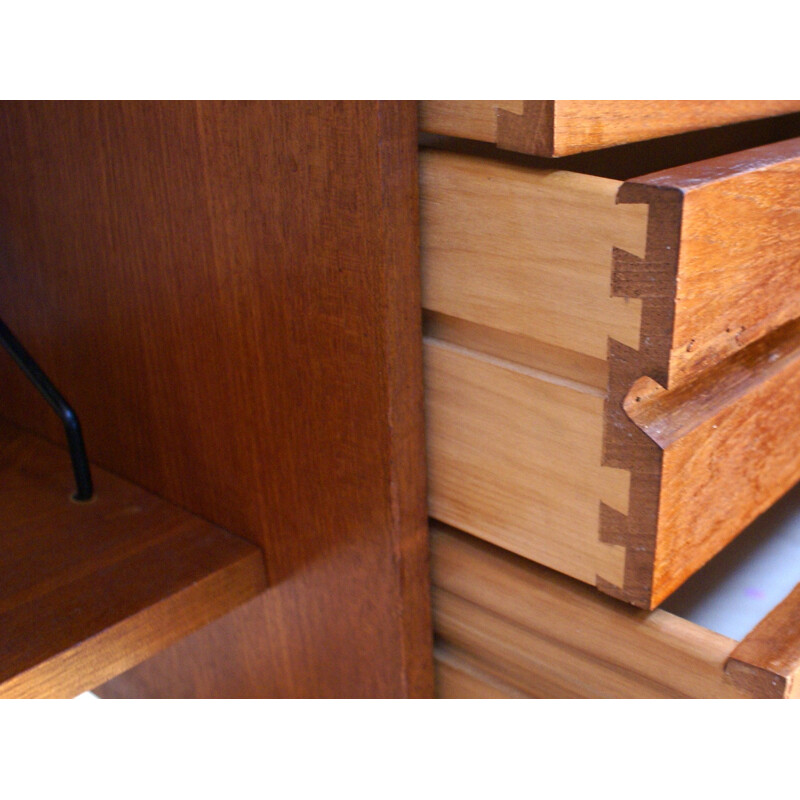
[421, 150, 647, 362]
[435, 645, 527, 699]
[424, 338, 628, 588]
[420, 112, 800, 184]
[624, 319, 800, 603]
[0, 101, 432, 697]
[420, 100, 800, 156]
[624, 137, 800, 387]
[0, 418, 266, 699]
[424, 311, 610, 391]
[419, 101, 524, 144]
[604, 136, 800, 606]
[422, 135, 800, 608]
[725, 583, 800, 699]
[431, 524, 749, 698]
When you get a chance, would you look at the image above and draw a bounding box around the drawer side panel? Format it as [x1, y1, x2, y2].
[425, 339, 627, 588]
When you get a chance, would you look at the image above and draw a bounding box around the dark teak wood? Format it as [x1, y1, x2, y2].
[0, 418, 266, 698]
[0, 101, 433, 697]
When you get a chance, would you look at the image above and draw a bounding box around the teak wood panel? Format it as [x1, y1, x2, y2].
[0, 101, 432, 698]
[0, 419, 266, 699]
[423, 137, 800, 608]
[431, 525, 751, 699]
[420, 100, 800, 156]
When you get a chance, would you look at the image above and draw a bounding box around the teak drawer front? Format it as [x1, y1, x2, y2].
[422, 138, 800, 609]
[419, 101, 800, 157]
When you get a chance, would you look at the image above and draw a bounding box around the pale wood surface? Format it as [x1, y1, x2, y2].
[420, 100, 800, 156]
[425, 339, 628, 588]
[421, 149, 642, 601]
[431, 525, 749, 698]
[725, 583, 800, 699]
[424, 311, 609, 391]
[436, 588, 685, 698]
[435, 645, 527, 699]
[421, 150, 647, 362]
[419, 101, 524, 143]
[0, 417, 267, 699]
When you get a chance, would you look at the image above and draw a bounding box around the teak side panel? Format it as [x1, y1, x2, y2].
[421, 150, 647, 362]
[0, 101, 432, 698]
[424, 339, 628, 589]
[431, 525, 749, 699]
[420, 100, 800, 156]
[0, 419, 266, 699]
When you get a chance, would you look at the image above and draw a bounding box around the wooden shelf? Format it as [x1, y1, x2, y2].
[0, 417, 267, 698]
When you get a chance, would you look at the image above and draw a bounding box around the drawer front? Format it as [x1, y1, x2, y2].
[423, 139, 800, 608]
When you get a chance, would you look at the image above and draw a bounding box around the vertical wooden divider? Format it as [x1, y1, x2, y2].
[0, 101, 432, 697]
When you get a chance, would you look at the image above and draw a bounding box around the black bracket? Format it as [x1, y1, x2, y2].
[0, 317, 93, 501]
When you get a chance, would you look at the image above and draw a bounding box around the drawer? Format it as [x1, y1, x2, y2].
[431, 522, 800, 699]
[422, 138, 800, 608]
[419, 100, 800, 156]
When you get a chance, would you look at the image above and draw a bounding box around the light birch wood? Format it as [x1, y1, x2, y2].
[418, 100, 524, 143]
[431, 525, 750, 698]
[436, 588, 688, 698]
[420, 100, 800, 156]
[424, 311, 609, 391]
[424, 339, 628, 588]
[434, 645, 527, 699]
[602, 137, 800, 606]
[420, 150, 648, 363]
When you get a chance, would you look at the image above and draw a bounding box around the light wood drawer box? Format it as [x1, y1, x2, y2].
[422, 137, 800, 609]
[432, 524, 800, 699]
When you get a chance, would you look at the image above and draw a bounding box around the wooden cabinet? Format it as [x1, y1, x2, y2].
[5, 100, 800, 698]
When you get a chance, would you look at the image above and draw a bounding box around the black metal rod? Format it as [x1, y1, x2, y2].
[0, 317, 93, 501]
